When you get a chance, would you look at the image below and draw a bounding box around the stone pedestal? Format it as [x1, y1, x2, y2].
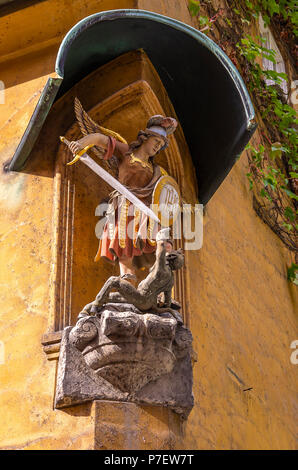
[55, 303, 194, 420]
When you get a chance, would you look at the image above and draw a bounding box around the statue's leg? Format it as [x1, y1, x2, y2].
[108, 292, 127, 303]
[93, 276, 121, 307]
[109, 283, 152, 311]
[119, 256, 134, 276]
[119, 256, 136, 286]
[94, 276, 152, 311]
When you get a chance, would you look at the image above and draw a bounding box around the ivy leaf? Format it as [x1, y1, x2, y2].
[267, 0, 280, 16]
[199, 16, 210, 27]
[260, 188, 272, 201]
[289, 162, 298, 171]
[284, 206, 295, 222]
[246, 173, 254, 190]
[277, 72, 288, 80]
[270, 143, 290, 160]
[263, 176, 277, 189]
[262, 50, 276, 63]
[270, 143, 282, 160]
[283, 222, 293, 231]
[289, 172, 298, 178]
[263, 14, 271, 26]
[287, 263, 298, 284]
[188, 0, 200, 16]
[281, 186, 298, 200]
[259, 144, 265, 154]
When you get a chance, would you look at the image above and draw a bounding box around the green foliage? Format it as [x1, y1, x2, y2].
[248, 0, 298, 36]
[189, 0, 298, 280]
[236, 6, 298, 276]
[188, 0, 212, 30]
[238, 35, 276, 63]
[246, 172, 254, 190]
[199, 16, 211, 28]
[188, 0, 201, 17]
[237, 35, 298, 182]
[245, 120, 297, 249]
[287, 263, 298, 284]
[284, 206, 295, 222]
[281, 187, 298, 201]
[265, 0, 280, 16]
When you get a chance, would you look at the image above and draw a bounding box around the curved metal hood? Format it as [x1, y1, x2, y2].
[9, 9, 256, 205]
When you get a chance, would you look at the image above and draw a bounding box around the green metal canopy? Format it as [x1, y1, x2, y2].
[9, 9, 256, 205]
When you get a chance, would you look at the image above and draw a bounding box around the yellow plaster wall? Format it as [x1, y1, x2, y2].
[0, 0, 136, 167]
[0, 0, 297, 450]
[184, 129, 297, 449]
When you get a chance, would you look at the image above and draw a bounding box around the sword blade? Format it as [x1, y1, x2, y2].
[80, 154, 160, 223]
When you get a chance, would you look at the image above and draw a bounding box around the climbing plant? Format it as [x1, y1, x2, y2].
[188, 0, 298, 283]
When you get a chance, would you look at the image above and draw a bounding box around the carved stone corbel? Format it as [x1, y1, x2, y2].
[55, 303, 194, 419]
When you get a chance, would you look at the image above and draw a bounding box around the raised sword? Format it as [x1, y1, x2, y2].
[59, 136, 160, 224]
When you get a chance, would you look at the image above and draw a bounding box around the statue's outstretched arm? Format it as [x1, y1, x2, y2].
[68, 133, 109, 155]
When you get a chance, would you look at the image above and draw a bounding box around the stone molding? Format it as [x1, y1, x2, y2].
[41, 331, 62, 361]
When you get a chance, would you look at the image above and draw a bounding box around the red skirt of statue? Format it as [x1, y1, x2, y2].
[96, 203, 157, 264]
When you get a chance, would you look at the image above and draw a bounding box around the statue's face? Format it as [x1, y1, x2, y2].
[142, 136, 164, 156]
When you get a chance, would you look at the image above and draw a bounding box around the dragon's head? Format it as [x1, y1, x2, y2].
[166, 249, 184, 271]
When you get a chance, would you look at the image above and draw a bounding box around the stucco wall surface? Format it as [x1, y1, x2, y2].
[0, 0, 297, 450]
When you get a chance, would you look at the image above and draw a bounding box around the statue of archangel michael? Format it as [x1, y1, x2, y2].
[61, 98, 180, 279]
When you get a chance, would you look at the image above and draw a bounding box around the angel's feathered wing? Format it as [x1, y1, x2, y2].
[74, 97, 127, 174]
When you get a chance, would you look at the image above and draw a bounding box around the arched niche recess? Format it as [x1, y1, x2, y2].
[51, 50, 197, 331]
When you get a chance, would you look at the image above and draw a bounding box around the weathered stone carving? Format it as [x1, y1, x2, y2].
[69, 304, 191, 393]
[55, 305, 193, 418]
[55, 231, 194, 418]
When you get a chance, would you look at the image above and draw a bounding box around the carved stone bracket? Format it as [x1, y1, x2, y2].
[55, 303, 194, 419]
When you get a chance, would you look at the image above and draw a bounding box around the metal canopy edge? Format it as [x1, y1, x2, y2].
[55, 9, 254, 123]
[8, 76, 62, 171]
